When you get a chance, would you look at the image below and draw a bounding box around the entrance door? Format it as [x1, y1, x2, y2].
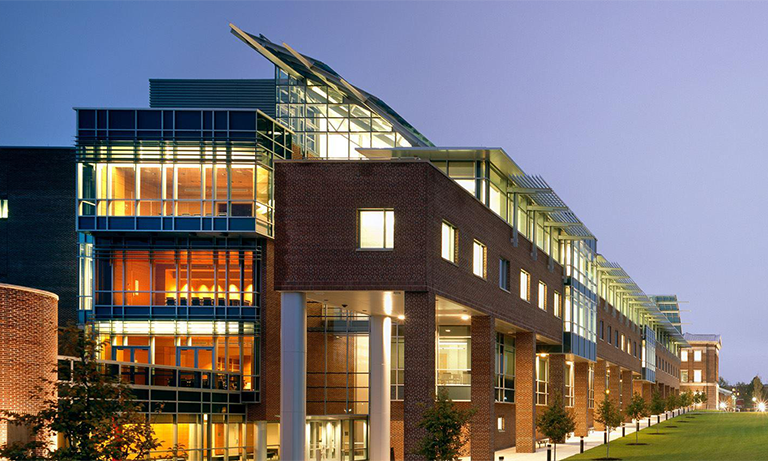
[309, 421, 341, 461]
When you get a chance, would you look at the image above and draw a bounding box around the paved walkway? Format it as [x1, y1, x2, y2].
[461, 410, 689, 461]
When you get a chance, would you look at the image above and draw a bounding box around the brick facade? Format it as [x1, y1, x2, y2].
[0, 148, 77, 327]
[470, 315, 495, 461]
[0, 284, 58, 446]
[514, 332, 537, 453]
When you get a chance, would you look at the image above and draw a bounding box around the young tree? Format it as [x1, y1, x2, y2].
[751, 376, 765, 402]
[594, 394, 623, 459]
[697, 391, 708, 408]
[665, 394, 678, 418]
[0, 326, 173, 460]
[649, 390, 666, 433]
[625, 393, 649, 444]
[536, 391, 575, 461]
[413, 387, 475, 461]
[680, 391, 693, 411]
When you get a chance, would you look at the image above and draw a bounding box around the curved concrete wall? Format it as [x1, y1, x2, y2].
[0, 283, 58, 447]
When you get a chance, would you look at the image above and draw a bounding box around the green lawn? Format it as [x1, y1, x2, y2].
[566, 412, 768, 460]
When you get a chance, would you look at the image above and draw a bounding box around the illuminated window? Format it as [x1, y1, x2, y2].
[693, 350, 702, 362]
[0, 199, 7, 219]
[441, 222, 457, 262]
[536, 355, 549, 405]
[588, 363, 595, 408]
[565, 361, 575, 407]
[473, 241, 486, 279]
[554, 292, 562, 318]
[681, 370, 689, 383]
[497, 416, 505, 432]
[693, 370, 702, 383]
[358, 209, 394, 249]
[499, 259, 510, 291]
[495, 333, 515, 403]
[538, 282, 547, 311]
[520, 270, 530, 302]
[681, 350, 688, 362]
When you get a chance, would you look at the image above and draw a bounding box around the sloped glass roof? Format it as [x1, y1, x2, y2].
[230, 24, 433, 148]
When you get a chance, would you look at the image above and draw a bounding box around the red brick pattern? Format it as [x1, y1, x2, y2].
[621, 369, 634, 422]
[403, 291, 436, 461]
[549, 354, 565, 407]
[608, 365, 621, 409]
[573, 362, 591, 437]
[494, 403, 515, 450]
[0, 284, 58, 446]
[596, 300, 642, 374]
[470, 316, 495, 461]
[273, 160, 564, 343]
[515, 332, 537, 453]
[593, 360, 607, 430]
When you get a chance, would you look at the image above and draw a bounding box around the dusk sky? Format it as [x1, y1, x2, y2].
[1, 1, 765, 383]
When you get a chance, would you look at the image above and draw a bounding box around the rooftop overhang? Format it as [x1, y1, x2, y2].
[597, 256, 688, 346]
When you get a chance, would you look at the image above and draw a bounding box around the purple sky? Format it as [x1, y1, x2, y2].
[1, 2, 763, 383]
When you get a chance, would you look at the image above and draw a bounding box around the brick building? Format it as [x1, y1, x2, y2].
[0, 23, 700, 460]
[680, 333, 722, 410]
[0, 148, 78, 326]
[0, 284, 58, 447]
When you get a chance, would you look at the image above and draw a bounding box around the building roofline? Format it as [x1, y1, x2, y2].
[0, 283, 60, 301]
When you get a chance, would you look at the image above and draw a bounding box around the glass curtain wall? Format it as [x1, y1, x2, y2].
[94, 248, 259, 320]
[276, 69, 412, 159]
[562, 239, 598, 361]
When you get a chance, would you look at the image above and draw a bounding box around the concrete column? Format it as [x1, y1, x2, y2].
[574, 362, 591, 437]
[369, 315, 392, 461]
[593, 360, 607, 430]
[255, 421, 267, 461]
[515, 332, 537, 453]
[621, 370, 634, 422]
[404, 292, 436, 461]
[280, 292, 307, 461]
[470, 315, 495, 461]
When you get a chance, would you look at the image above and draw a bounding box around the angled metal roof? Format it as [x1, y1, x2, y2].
[596, 256, 687, 345]
[683, 333, 722, 344]
[229, 23, 433, 148]
[509, 174, 595, 240]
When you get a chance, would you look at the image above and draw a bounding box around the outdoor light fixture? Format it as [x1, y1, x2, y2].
[460, 314, 470, 321]
[759, 402, 766, 412]
[397, 315, 405, 320]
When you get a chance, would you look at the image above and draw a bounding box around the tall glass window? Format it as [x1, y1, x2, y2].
[0, 199, 8, 219]
[499, 259, 510, 291]
[437, 326, 471, 401]
[536, 355, 549, 405]
[390, 324, 404, 400]
[495, 333, 515, 403]
[565, 361, 575, 407]
[588, 363, 595, 408]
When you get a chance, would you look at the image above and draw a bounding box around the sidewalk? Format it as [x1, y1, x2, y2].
[461, 410, 690, 461]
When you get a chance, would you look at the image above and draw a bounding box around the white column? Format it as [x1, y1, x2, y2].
[255, 421, 267, 461]
[369, 315, 392, 461]
[280, 292, 307, 461]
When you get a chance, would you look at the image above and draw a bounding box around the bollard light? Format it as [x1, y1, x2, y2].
[580, 436, 584, 453]
[622, 424, 625, 437]
[604, 431, 607, 444]
[547, 443, 552, 461]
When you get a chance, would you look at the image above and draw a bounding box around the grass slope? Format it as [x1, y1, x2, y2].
[566, 412, 768, 460]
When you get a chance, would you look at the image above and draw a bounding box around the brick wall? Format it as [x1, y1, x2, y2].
[0, 284, 58, 446]
[596, 300, 642, 373]
[0, 148, 77, 327]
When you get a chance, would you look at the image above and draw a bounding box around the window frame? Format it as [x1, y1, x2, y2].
[357, 208, 394, 250]
[520, 270, 530, 302]
[537, 281, 547, 311]
[441, 221, 458, 264]
[693, 350, 702, 362]
[472, 240, 487, 279]
[499, 258, 510, 292]
[553, 291, 562, 318]
[0, 198, 7, 219]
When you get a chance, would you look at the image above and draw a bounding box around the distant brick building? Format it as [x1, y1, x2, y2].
[680, 333, 721, 410]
